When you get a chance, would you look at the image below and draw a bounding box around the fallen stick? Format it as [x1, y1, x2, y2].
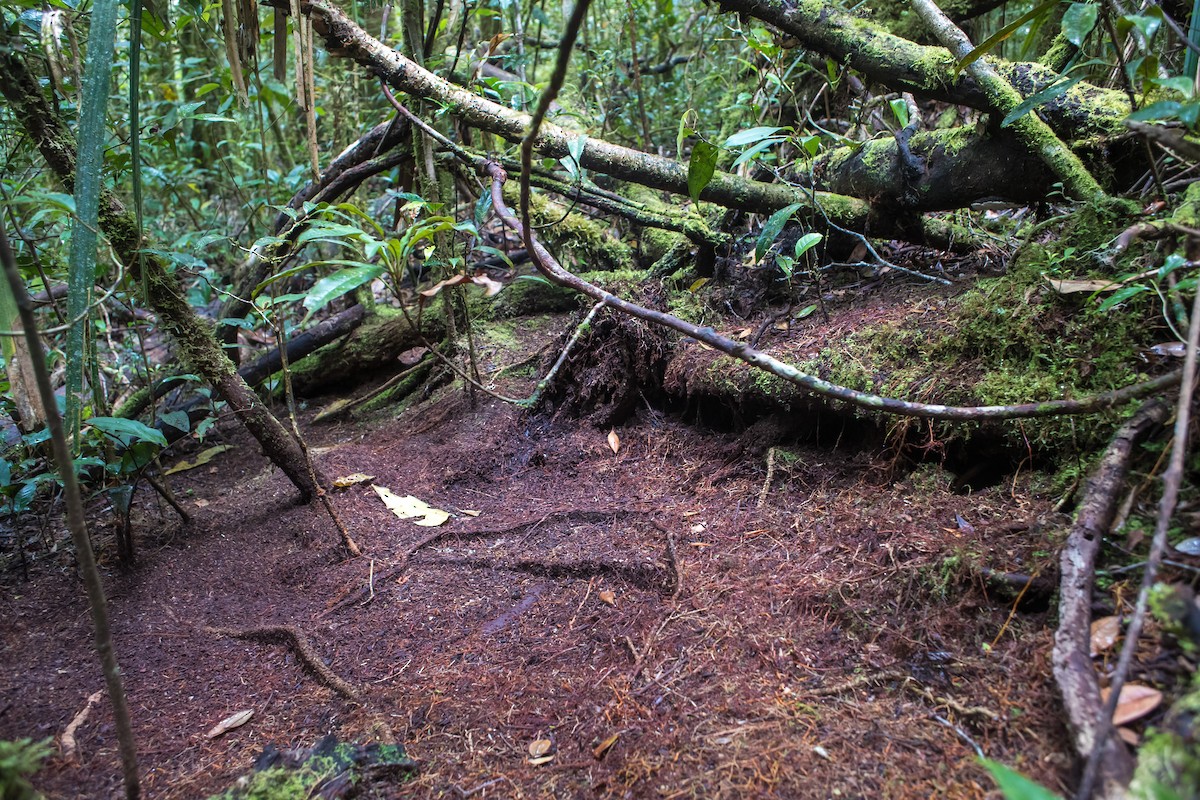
[1051, 400, 1167, 799]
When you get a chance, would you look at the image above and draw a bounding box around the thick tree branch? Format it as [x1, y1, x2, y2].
[1051, 401, 1166, 799]
[294, 0, 965, 244]
[715, 0, 1131, 141]
[909, 0, 1106, 201]
[485, 161, 1179, 420]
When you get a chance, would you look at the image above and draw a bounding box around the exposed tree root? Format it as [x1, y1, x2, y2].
[1050, 400, 1168, 799]
[206, 625, 360, 701]
[60, 690, 103, 764]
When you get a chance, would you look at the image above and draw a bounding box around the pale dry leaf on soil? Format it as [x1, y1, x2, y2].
[164, 445, 234, 475]
[1045, 277, 1122, 294]
[333, 473, 375, 489]
[607, 429, 620, 453]
[1101, 683, 1163, 726]
[1090, 616, 1121, 656]
[372, 485, 451, 526]
[598, 589, 616, 607]
[528, 738, 554, 757]
[206, 709, 253, 739]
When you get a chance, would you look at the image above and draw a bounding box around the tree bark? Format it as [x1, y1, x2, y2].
[715, 0, 1131, 141]
[0, 50, 323, 501]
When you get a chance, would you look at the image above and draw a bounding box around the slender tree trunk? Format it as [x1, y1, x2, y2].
[0, 49, 323, 501]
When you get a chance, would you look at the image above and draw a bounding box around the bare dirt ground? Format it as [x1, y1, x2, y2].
[1, 364, 1078, 798]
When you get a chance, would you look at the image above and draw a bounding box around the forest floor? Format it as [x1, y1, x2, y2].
[1, 287, 1089, 799]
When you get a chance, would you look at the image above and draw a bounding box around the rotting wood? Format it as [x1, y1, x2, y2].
[207, 625, 360, 701]
[1050, 400, 1168, 799]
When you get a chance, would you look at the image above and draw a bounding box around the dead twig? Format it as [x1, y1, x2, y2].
[1077, 285, 1200, 800]
[207, 625, 360, 701]
[1051, 400, 1168, 799]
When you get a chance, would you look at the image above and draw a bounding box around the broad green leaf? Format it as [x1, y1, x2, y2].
[981, 760, 1063, 800]
[794, 232, 823, 257]
[1061, 3, 1098, 46]
[1097, 284, 1150, 311]
[1002, 76, 1084, 127]
[687, 141, 719, 202]
[796, 303, 818, 319]
[302, 266, 385, 319]
[157, 410, 191, 434]
[956, 0, 1060, 74]
[87, 417, 168, 448]
[1127, 100, 1183, 122]
[889, 98, 910, 128]
[1150, 76, 1196, 99]
[724, 126, 787, 148]
[731, 137, 786, 168]
[1123, 11, 1162, 45]
[756, 203, 803, 262]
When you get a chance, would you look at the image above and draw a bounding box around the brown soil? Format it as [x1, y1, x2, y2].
[1, 373, 1079, 799]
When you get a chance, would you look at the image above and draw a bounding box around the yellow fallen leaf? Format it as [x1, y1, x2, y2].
[206, 709, 253, 738]
[607, 430, 621, 454]
[333, 473, 375, 489]
[372, 485, 450, 526]
[164, 445, 234, 475]
[599, 589, 616, 607]
[1102, 683, 1163, 726]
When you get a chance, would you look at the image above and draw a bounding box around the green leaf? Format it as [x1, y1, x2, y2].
[1128, 100, 1183, 122]
[158, 410, 191, 434]
[1061, 3, 1099, 46]
[302, 265, 384, 319]
[724, 126, 788, 148]
[981, 760, 1063, 800]
[1002, 76, 1084, 127]
[687, 141, 719, 203]
[1097, 284, 1150, 311]
[794, 232, 823, 257]
[731, 137, 786, 168]
[756, 203, 803, 262]
[889, 98, 910, 128]
[956, 0, 1060, 74]
[795, 303, 818, 319]
[87, 417, 168, 448]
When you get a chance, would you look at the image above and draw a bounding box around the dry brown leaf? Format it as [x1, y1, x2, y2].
[1090, 616, 1121, 656]
[528, 738, 554, 757]
[471, 273, 504, 297]
[598, 589, 616, 607]
[398, 346, 429, 366]
[593, 732, 620, 759]
[528, 754, 555, 765]
[206, 709, 254, 738]
[607, 430, 621, 454]
[419, 273, 470, 298]
[1101, 683, 1163, 726]
[1117, 727, 1140, 746]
